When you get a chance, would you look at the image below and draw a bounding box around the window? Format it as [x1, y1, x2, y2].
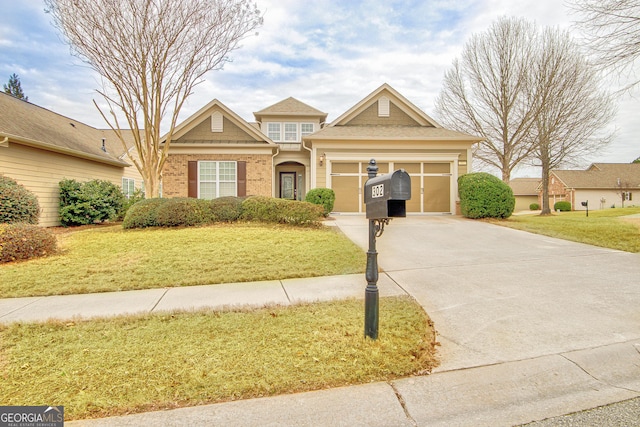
[199, 161, 237, 199]
[267, 123, 281, 141]
[122, 177, 135, 199]
[301, 123, 314, 137]
[284, 123, 298, 141]
[623, 192, 633, 201]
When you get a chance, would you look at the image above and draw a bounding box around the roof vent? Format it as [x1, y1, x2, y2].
[101, 138, 106, 152]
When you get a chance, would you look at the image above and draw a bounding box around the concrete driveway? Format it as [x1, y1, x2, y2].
[333, 215, 640, 372]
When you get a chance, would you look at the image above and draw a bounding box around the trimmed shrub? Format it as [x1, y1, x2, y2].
[155, 198, 213, 227]
[59, 179, 125, 226]
[529, 203, 540, 210]
[458, 173, 515, 219]
[554, 201, 571, 212]
[0, 223, 57, 263]
[122, 198, 168, 229]
[210, 196, 244, 222]
[117, 189, 146, 221]
[241, 196, 324, 226]
[0, 175, 40, 224]
[305, 188, 335, 217]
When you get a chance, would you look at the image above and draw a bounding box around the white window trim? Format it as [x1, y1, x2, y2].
[198, 161, 238, 199]
[122, 177, 135, 199]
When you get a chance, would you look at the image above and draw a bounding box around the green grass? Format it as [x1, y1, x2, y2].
[0, 223, 366, 298]
[0, 296, 438, 421]
[489, 207, 640, 252]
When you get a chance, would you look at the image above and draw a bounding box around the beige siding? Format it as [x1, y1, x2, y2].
[1, 143, 141, 227]
[178, 116, 258, 143]
[347, 101, 421, 126]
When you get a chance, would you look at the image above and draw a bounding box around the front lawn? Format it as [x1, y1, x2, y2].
[0, 223, 366, 298]
[0, 296, 438, 421]
[489, 207, 640, 252]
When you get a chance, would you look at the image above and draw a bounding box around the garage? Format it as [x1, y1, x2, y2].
[329, 160, 455, 214]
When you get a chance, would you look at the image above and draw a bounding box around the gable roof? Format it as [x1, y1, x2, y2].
[308, 83, 482, 142]
[166, 98, 275, 145]
[253, 97, 328, 122]
[0, 92, 130, 167]
[329, 83, 440, 127]
[509, 178, 541, 195]
[551, 163, 640, 189]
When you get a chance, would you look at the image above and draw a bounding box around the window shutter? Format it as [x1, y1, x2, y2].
[237, 161, 246, 197]
[188, 161, 198, 198]
[378, 96, 390, 117]
[211, 111, 223, 132]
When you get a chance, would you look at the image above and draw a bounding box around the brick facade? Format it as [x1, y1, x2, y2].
[163, 153, 272, 198]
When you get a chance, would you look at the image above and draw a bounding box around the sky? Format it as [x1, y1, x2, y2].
[1, 0, 638, 178]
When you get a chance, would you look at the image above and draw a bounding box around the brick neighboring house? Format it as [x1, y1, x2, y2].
[508, 178, 541, 211]
[541, 163, 640, 210]
[163, 83, 483, 214]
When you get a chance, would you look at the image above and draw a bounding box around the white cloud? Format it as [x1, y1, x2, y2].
[2, 0, 638, 169]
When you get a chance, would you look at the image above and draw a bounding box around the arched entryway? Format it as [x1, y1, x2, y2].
[275, 161, 306, 201]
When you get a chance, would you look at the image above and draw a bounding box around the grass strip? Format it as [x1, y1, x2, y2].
[0, 223, 366, 298]
[489, 207, 640, 253]
[0, 296, 438, 421]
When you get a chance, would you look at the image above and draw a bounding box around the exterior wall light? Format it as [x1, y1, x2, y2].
[319, 153, 325, 166]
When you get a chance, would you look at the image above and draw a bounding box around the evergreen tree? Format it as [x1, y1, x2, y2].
[3, 73, 28, 101]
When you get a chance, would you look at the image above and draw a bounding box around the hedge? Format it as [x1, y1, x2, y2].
[0, 223, 57, 263]
[304, 188, 335, 217]
[458, 173, 515, 219]
[0, 175, 40, 224]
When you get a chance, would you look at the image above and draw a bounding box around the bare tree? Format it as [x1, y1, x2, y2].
[435, 17, 541, 182]
[529, 27, 615, 215]
[568, 0, 640, 92]
[615, 177, 634, 207]
[45, 0, 262, 197]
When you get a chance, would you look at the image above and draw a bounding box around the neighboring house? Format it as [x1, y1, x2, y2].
[541, 163, 640, 210]
[509, 178, 541, 211]
[0, 92, 143, 227]
[164, 83, 482, 215]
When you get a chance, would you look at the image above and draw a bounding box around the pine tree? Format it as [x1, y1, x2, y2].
[3, 73, 28, 101]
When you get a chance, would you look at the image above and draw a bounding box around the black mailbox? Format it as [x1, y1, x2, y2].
[364, 169, 411, 219]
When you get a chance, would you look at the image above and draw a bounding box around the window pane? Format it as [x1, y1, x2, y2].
[268, 123, 281, 140]
[219, 162, 236, 180]
[200, 182, 216, 200]
[199, 162, 216, 181]
[219, 182, 236, 197]
[284, 123, 298, 141]
[301, 123, 314, 135]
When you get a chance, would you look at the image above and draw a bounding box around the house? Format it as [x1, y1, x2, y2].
[508, 178, 541, 211]
[543, 163, 640, 210]
[0, 92, 143, 227]
[163, 83, 482, 214]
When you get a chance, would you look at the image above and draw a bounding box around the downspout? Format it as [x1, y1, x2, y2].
[271, 145, 280, 198]
[302, 137, 313, 191]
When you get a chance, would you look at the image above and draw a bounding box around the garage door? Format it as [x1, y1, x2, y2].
[330, 161, 452, 214]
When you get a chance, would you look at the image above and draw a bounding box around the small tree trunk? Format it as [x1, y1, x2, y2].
[540, 163, 551, 215]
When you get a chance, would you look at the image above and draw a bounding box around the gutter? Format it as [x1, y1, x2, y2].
[302, 137, 314, 190]
[0, 132, 130, 167]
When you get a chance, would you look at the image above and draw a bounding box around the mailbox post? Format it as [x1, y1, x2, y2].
[363, 159, 411, 339]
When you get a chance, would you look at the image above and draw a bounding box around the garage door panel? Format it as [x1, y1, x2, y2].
[406, 175, 421, 212]
[424, 176, 450, 212]
[332, 176, 360, 212]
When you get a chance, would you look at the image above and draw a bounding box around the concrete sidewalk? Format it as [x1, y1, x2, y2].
[2, 215, 639, 426]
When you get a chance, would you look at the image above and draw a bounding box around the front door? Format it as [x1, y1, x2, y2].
[280, 172, 297, 200]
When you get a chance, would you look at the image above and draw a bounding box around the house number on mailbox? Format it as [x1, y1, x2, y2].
[371, 184, 384, 198]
